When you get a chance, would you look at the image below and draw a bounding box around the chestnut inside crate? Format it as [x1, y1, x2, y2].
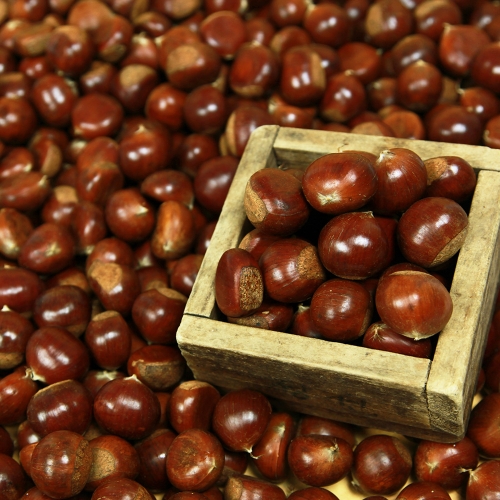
[177, 125, 500, 443]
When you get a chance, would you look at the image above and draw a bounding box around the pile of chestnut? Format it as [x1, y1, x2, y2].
[216, 148, 472, 357]
[3, 0, 500, 498]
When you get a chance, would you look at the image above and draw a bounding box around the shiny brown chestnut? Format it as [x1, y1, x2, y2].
[212, 388, 272, 453]
[309, 278, 372, 342]
[397, 196, 469, 268]
[151, 200, 197, 261]
[369, 148, 427, 215]
[424, 155, 477, 202]
[84, 310, 132, 370]
[214, 247, 263, 318]
[227, 299, 294, 332]
[93, 375, 161, 441]
[25, 326, 90, 384]
[33, 284, 91, 337]
[318, 212, 388, 280]
[26, 379, 93, 437]
[0, 310, 34, 370]
[30, 430, 93, 499]
[244, 168, 309, 236]
[259, 238, 326, 303]
[169, 380, 221, 434]
[0, 366, 39, 426]
[287, 435, 353, 487]
[413, 437, 479, 489]
[131, 287, 187, 344]
[166, 428, 225, 492]
[252, 412, 294, 482]
[352, 434, 412, 495]
[302, 151, 377, 215]
[127, 344, 185, 391]
[375, 270, 453, 340]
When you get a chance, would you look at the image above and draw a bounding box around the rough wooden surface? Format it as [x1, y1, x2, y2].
[272, 127, 500, 172]
[177, 125, 500, 442]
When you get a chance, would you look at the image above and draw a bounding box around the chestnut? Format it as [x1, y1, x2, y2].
[287, 434, 353, 487]
[30, 430, 93, 499]
[26, 379, 93, 437]
[215, 247, 263, 318]
[352, 434, 412, 495]
[375, 270, 453, 340]
[169, 380, 221, 434]
[93, 375, 161, 441]
[302, 152, 377, 215]
[318, 212, 389, 280]
[397, 196, 469, 268]
[244, 168, 309, 236]
[310, 279, 372, 342]
[259, 238, 326, 303]
[212, 388, 272, 453]
[166, 428, 225, 492]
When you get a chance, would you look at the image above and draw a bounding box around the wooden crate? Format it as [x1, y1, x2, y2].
[177, 126, 500, 443]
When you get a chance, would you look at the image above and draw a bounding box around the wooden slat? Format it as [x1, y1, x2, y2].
[426, 170, 500, 434]
[272, 128, 500, 172]
[185, 125, 279, 318]
[177, 314, 431, 430]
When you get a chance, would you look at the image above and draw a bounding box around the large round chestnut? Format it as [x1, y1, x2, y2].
[352, 434, 412, 495]
[309, 279, 372, 342]
[32, 285, 91, 337]
[375, 270, 453, 339]
[369, 148, 427, 215]
[211, 388, 272, 453]
[166, 428, 225, 492]
[27, 379, 93, 437]
[413, 437, 479, 489]
[131, 287, 187, 344]
[25, 326, 90, 384]
[30, 430, 93, 499]
[259, 238, 326, 303]
[169, 380, 221, 434]
[397, 196, 469, 268]
[424, 155, 477, 202]
[318, 212, 389, 280]
[287, 435, 353, 487]
[93, 375, 161, 441]
[244, 168, 309, 236]
[302, 152, 377, 215]
[215, 248, 263, 318]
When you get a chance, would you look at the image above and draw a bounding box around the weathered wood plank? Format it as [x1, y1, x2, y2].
[177, 314, 431, 430]
[272, 128, 500, 172]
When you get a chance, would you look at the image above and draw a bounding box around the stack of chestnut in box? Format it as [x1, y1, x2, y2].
[215, 147, 476, 357]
